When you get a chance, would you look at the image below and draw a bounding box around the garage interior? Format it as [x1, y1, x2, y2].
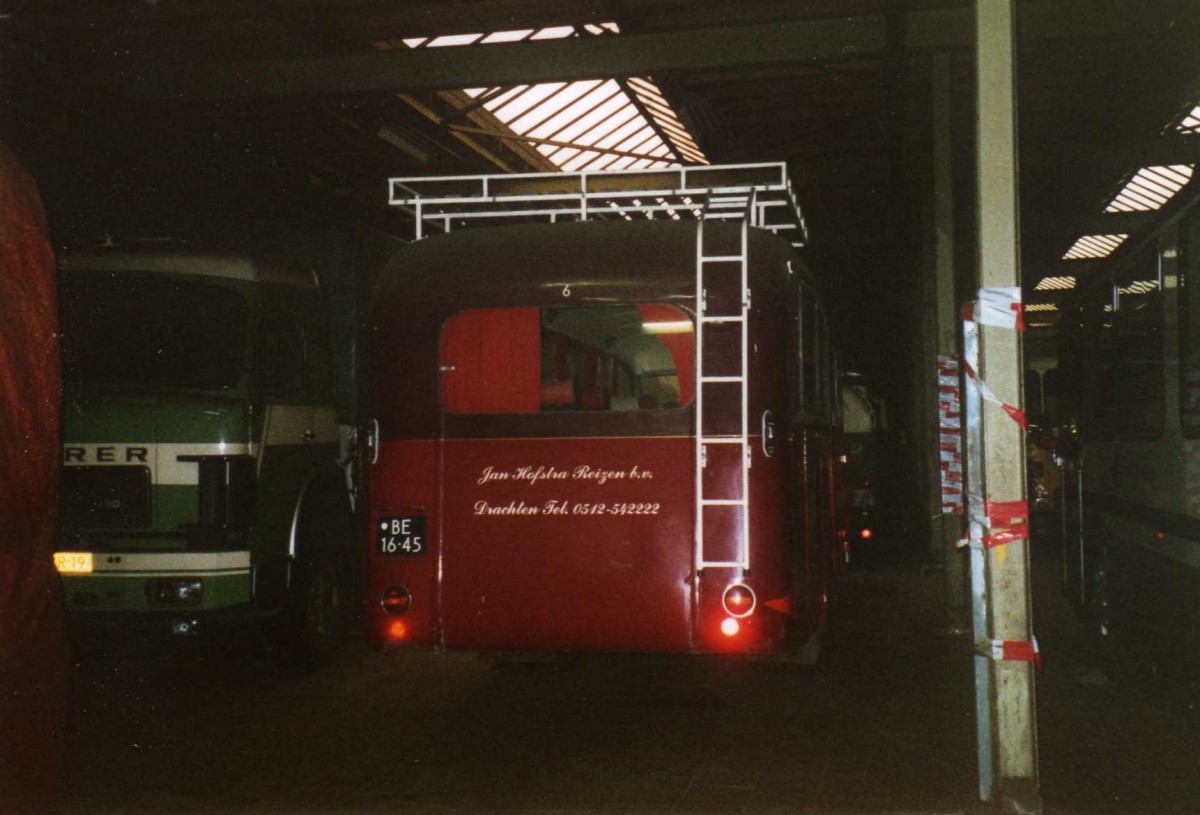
[4, 1, 1200, 813]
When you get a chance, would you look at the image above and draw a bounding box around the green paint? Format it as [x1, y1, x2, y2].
[61, 572, 252, 612]
[57, 253, 350, 632]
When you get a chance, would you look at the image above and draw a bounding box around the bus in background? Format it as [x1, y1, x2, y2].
[54, 241, 357, 667]
[364, 165, 842, 659]
[1056, 192, 1200, 682]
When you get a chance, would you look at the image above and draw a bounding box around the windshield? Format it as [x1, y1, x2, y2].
[60, 276, 248, 389]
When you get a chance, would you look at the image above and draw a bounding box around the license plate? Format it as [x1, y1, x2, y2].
[54, 551, 94, 574]
[376, 516, 426, 555]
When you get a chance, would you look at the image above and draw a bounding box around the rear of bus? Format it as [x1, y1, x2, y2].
[364, 220, 811, 655]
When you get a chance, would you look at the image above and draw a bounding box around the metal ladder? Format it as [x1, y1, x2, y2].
[694, 214, 752, 575]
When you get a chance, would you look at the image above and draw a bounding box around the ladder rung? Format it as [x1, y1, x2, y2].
[700, 255, 744, 263]
[702, 499, 746, 506]
[701, 315, 744, 324]
[698, 561, 744, 569]
[701, 375, 744, 383]
[701, 437, 745, 444]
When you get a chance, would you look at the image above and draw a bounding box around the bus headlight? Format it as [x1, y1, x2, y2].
[147, 578, 204, 606]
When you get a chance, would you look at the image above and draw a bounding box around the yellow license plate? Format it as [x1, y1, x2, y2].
[54, 552, 94, 574]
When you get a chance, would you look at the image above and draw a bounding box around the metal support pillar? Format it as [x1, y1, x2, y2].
[974, 1, 1041, 812]
[932, 52, 969, 626]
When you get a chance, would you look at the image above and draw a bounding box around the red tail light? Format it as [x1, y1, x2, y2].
[859, 528, 873, 541]
[386, 619, 410, 641]
[720, 618, 741, 637]
[381, 585, 411, 615]
[722, 583, 756, 618]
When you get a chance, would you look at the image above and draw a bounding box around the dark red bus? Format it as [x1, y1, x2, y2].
[364, 168, 842, 657]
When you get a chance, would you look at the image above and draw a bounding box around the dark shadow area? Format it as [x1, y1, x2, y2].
[61, 537, 1200, 815]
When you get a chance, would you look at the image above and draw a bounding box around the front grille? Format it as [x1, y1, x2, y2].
[59, 466, 152, 529]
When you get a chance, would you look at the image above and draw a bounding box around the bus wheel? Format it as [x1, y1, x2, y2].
[280, 549, 346, 671]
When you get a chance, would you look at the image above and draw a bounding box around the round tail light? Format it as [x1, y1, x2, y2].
[381, 585, 411, 615]
[722, 583, 756, 618]
[860, 528, 874, 541]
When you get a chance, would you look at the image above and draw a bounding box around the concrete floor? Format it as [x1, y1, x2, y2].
[61, 542, 1200, 815]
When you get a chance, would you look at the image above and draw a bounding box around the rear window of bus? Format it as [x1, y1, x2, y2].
[440, 304, 694, 414]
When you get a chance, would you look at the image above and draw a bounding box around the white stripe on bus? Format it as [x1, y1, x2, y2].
[62, 443, 253, 485]
[90, 552, 252, 572]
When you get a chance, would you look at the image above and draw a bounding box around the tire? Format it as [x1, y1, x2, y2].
[279, 548, 347, 671]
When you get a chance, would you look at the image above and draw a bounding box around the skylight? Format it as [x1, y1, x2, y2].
[1034, 276, 1077, 291]
[1178, 103, 1200, 134]
[1105, 165, 1194, 212]
[1062, 234, 1128, 260]
[1117, 279, 1160, 296]
[389, 24, 707, 172]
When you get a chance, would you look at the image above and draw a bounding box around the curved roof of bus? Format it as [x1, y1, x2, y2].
[372, 218, 814, 318]
[59, 244, 318, 288]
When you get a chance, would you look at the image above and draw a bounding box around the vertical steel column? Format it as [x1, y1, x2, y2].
[962, 313, 992, 801]
[975, 1, 1041, 812]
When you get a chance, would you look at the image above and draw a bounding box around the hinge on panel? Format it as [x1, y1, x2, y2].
[701, 287, 708, 314]
[744, 287, 752, 311]
[701, 444, 708, 469]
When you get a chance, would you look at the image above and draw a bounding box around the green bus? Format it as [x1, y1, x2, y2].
[54, 241, 356, 665]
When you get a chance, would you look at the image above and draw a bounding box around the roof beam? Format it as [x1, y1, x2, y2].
[102, 17, 889, 102]
[73, 0, 1200, 102]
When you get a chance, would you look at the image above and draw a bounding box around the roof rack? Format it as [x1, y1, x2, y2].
[387, 162, 807, 247]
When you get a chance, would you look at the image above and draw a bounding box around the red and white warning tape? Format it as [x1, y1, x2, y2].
[977, 286, 1026, 332]
[961, 288, 1028, 429]
[962, 359, 1028, 429]
[938, 353, 964, 515]
[979, 636, 1041, 671]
